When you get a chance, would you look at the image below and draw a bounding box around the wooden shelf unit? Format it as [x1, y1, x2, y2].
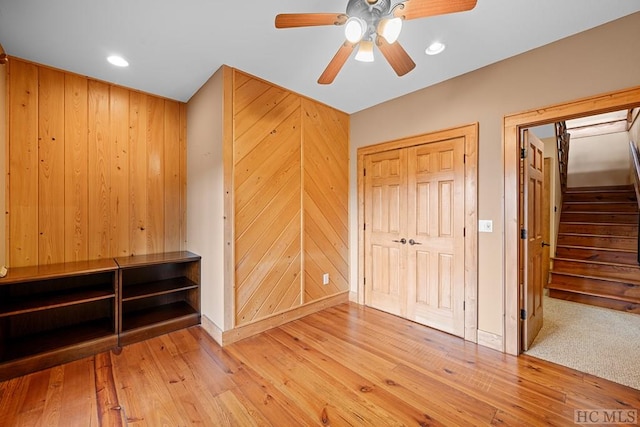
[115, 251, 201, 346]
[0, 259, 119, 381]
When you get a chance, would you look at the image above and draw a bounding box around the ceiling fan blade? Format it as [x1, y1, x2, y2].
[318, 42, 357, 85]
[275, 13, 347, 29]
[376, 37, 416, 77]
[394, 0, 477, 21]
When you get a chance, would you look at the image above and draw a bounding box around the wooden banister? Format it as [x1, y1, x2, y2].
[555, 122, 570, 193]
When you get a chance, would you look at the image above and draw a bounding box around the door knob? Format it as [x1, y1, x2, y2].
[392, 238, 407, 244]
[541, 241, 550, 247]
[408, 239, 422, 245]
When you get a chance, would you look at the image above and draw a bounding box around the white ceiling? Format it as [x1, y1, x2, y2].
[1, 0, 639, 113]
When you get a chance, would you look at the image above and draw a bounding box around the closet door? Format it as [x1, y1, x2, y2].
[364, 149, 407, 317]
[406, 138, 465, 336]
[364, 138, 466, 337]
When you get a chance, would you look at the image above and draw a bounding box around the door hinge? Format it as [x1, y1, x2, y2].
[363, 277, 366, 286]
[520, 148, 527, 159]
[520, 229, 527, 239]
[363, 168, 366, 176]
[363, 223, 366, 231]
[463, 227, 466, 237]
[520, 309, 526, 320]
[463, 301, 466, 311]
[463, 154, 466, 164]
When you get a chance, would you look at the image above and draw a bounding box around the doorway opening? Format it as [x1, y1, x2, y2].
[522, 110, 640, 390]
[504, 86, 640, 388]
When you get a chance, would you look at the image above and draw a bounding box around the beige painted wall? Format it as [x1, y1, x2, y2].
[350, 13, 640, 340]
[541, 137, 561, 254]
[567, 132, 631, 188]
[631, 108, 640, 149]
[0, 45, 5, 268]
[186, 68, 225, 329]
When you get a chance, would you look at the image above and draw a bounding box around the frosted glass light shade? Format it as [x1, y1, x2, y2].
[355, 40, 374, 62]
[344, 17, 367, 43]
[378, 17, 402, 44]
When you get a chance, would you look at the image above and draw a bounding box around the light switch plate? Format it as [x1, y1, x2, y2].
[479, 220, 493, 233]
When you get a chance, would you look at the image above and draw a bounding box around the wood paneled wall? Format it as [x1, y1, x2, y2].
[302, 99, 349, 301]
[6, 58, 187, 267]
[230, 70, 349, 326]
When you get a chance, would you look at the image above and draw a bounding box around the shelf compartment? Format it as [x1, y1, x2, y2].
[122, 301, 197, 332]
[0, 317, 116, 364]
[119, 301, 199, 346]
[0, 285, 115, 317]
[122, 277, 198, 302]
[0, 320, 117, 382]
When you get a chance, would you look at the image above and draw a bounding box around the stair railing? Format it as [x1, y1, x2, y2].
[630, 140, 640, 264]
[555, 122, 570, 193]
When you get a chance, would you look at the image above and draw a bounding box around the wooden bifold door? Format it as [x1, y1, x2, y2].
[363, 137, 466, 337]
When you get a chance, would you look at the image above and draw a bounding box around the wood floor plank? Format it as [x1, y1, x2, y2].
[1, 302, 638, 426]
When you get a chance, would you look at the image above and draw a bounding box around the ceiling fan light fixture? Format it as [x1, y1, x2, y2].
[344, 16, 367, 43]
[378, 17, 402, 44]
[425, 41, 445, 56]
[355, 40, 375, 62]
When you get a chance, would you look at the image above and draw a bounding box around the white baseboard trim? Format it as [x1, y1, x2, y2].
[200, 314, 223, 346]
[348, 291, 358, 302]
[477, 329, 504, 352]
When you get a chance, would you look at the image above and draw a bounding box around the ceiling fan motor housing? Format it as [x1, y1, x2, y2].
[347, 0, 393, 36]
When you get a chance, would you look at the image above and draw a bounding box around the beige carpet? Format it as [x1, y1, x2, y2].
[525, 295, 640, 390]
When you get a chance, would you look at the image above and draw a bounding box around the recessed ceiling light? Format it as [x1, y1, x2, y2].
[425, 42, 445, 56]
[107, 55, 129, 67]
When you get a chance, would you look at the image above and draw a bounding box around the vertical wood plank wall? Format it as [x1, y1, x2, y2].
[231, 70, 349, 327]
[6, 58, 187, 267]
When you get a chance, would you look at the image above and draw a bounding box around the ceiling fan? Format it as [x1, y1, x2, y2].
[275, 0, 477, 84]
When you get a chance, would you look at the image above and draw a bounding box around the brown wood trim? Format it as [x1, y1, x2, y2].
[221, 291, 349, 345]
[0, 258, 118, 283]
[356, 123, 479, 343]
[503, 85, 640, 355]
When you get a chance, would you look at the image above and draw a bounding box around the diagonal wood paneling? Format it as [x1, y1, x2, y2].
[302, 99, 349, 303]
[233, 71, 302, 325]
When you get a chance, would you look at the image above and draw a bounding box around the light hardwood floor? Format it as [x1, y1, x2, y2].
[1, 303, 638, 426]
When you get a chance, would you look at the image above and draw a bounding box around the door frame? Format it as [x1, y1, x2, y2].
[503, 85, 640, 355]
[357, 123, 478, 342]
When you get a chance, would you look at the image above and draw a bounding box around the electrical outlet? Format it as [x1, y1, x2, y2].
[322, 273, 329, 285]
[478, 220, 493, 233]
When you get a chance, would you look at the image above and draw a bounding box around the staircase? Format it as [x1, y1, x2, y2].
[548, 184, 640, 313]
